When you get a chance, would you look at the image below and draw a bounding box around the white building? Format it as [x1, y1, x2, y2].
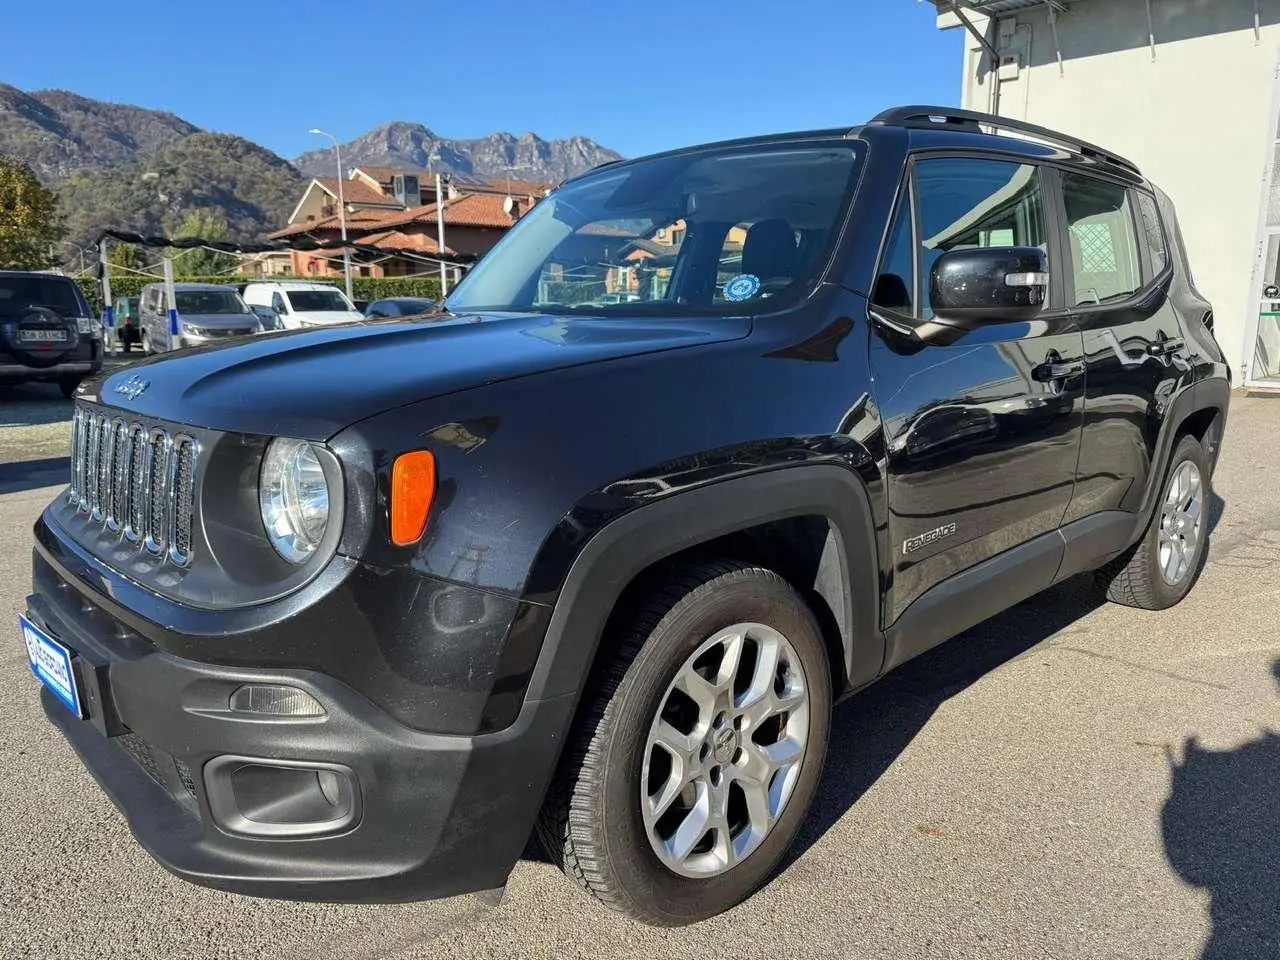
[931, 0, 1280, 389]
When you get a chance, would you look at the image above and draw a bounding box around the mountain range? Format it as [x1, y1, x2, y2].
[0, 84, 621, 254]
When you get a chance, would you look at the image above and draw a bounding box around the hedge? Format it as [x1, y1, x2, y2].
[78, 274, 445, 310]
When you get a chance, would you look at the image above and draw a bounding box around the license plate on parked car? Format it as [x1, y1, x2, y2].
[21, 615, 82, 718]
[18, 329, 68, 342]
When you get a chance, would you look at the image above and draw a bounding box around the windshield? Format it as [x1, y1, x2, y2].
[286, 289, 353, 312]
[0, 276, 90, 318]
[447, 141, 863, 316]
[175, 290, 249, 315]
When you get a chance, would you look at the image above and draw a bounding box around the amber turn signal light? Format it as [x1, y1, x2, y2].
[390, 450, 436, 546]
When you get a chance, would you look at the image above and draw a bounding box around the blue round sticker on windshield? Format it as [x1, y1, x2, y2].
[723, 273, 761, 302]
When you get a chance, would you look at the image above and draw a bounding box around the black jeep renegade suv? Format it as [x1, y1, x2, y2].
[22, 107, 1229, 926]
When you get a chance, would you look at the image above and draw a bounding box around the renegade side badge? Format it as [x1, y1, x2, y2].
[903, 522, 957, 555]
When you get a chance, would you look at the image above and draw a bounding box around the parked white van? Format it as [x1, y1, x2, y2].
[241, 281, 364, 329]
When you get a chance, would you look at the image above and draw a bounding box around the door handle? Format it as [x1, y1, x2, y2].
[1147, 337, 1186, 357]
[1032, 360, 1084, 382]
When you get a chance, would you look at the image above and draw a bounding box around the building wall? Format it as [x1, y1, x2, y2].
[949, 0, 1280, 379]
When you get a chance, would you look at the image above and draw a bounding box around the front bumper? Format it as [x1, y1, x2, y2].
[26, 535, 575, 903]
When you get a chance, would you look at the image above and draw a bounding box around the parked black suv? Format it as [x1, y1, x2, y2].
[1, 271, 103, 397]
[22, 107, 1229, 926]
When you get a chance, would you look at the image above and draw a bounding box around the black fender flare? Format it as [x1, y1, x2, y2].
[1134, 375, 1231, 526]
[522, 463, 884, 706]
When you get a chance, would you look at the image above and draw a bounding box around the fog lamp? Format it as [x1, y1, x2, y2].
[228, 684, 325, 717]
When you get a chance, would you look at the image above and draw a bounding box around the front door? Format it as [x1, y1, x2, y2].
[868, 155, 1085, 624]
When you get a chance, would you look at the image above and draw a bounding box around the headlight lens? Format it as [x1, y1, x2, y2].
[259, 438, 330, 563]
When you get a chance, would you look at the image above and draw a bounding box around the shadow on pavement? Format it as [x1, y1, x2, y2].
[789, 572, 1106, 864]
[0, 457, 70, 495]
[790, 487, 1228, 867]
[1160, 660, 1280, 960]
[0, 384, 74, 425]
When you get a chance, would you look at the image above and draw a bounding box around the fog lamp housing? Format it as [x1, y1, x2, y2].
[228, 684, 325, 718]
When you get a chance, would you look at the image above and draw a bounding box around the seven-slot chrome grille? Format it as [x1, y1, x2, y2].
[66, 405, 197, 565]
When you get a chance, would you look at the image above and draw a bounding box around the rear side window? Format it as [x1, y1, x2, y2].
[1133, 190, 1168, 277]
[913, 158, 1046, 319]
[1061, 172, 1141, 305]
[0, 275, 86, 318]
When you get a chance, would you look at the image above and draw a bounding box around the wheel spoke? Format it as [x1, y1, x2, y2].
[652, 719, 698, 766]
[666, 782, 711, 863]
[762, 735, 804, 772]
[647, 766, 687, 822]
[713, 631, 746, 694]
[673, 669, 719, 720]
[1184, 466, 1201, 504]
[735, 632, 781, 716]
[737, 769, 775, 833]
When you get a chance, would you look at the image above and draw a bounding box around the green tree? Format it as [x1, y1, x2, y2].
[0, 155, 63, 269]
[166, 209, 238, 275]
[107, 241, 145, 277]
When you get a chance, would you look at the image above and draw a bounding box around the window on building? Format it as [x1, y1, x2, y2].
[914, 157, 1045, 319]
[872, 189, 915, 314]
[1061, 172, 1141, 305]
[1133, 190, 1168, 278]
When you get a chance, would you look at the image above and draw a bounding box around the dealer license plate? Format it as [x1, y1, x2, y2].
[21, 614, 82, 718]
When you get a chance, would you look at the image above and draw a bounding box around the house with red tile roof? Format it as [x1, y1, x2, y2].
[258, 174, 545, 279]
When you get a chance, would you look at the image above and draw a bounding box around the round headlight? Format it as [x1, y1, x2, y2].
[259, 438, 330, 563]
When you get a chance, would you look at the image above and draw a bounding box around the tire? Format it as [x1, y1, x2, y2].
[58, 376, 82, 400]
[1095, 434, 1211, 609]
[537, 560, 832, 926]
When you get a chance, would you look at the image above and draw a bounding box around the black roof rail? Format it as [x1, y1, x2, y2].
[869, 105, 1141, 176]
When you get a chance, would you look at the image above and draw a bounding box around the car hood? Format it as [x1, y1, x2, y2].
[290, 310, 364, 326]
[85, 312, 751, 440]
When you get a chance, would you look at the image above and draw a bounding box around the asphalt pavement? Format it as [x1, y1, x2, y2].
[0, 390, 1276, 960]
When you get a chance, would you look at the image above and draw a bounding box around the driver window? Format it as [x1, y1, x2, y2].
[914, 158, 1045, 319]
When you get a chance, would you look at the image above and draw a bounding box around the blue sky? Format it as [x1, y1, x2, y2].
[4, 0, 962, 161]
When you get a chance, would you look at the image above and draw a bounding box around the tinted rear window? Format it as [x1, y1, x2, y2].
[0, 276, 88, 318]
[286, 289, 352, 312]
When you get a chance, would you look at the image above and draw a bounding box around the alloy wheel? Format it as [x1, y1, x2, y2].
[640, 622, 810, 878]
[1158, 459, 1204, 585]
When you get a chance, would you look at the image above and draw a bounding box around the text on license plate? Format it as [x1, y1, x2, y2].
[18, 329, 68, 342]
[20, 615, 82, 718]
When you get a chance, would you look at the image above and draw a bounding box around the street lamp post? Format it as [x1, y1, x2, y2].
[435, 170, 449, 297]
[308, 128, 354, 303]
[58, 241, 88, 274]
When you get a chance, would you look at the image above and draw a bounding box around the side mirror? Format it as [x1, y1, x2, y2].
[928, 246, 1048, 328]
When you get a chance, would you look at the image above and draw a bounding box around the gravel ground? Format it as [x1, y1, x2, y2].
[0, 393, 1275, 960]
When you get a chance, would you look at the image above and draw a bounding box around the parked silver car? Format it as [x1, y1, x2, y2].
[138, 283, 262, 353]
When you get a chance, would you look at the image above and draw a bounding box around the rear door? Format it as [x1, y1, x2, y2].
[868, 154, 1086, 626]
[1059, 171, 1192, 524]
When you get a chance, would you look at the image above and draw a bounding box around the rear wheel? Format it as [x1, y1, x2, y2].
[1095, 434, 1210, 609]
[537, 561, 832, 926]
[57, 376, 82, 399]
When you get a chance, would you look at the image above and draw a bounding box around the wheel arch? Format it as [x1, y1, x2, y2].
[523, 464, 884, 710]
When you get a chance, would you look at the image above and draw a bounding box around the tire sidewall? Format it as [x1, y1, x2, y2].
[1142, 435, 1211, 607]
[594, 574, 832, 924]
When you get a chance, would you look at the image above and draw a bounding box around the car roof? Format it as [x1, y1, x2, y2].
[558, 126, 862, 186]
[140, 282, 239, 292]
[245, 281, 339, 291]
[0, 270, 78, 281]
